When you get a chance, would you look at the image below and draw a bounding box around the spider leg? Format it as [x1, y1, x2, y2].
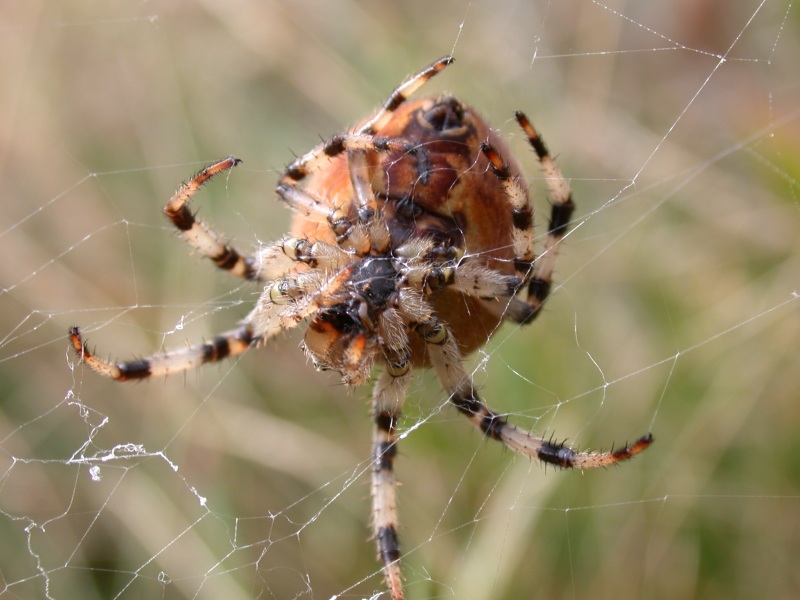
[275, 182, 353, 241]
[278, 56, 454, 232]
[69, 234, 357, 382]
[280, 133, 427, 188]
[348, 149, 378, 220]
[358, 55, 454, 135]
[69, 252, 347, 382]
[68, 324, 257, 381]
[417, 318, 653, 468]
[482, 113, 576, 323]
[481, 142, 535, 283]
[514, 111, 576, 317]
[370, 368, 412, 600]
[278, 146, 398, 256]
[258, 236, 350, 279]
[393, 238, 532, 322]
[164, 157, 269, 282]
[254, 259, 355, 332]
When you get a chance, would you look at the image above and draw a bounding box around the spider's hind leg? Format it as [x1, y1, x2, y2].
[419, 317, 653, 469]
[370, 368, 412, 600]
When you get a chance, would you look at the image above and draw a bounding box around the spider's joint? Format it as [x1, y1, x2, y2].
[281, 237, 318, 267]
[481, 142, 511, 179]
[512, 205, 533, 232]
[505, 274, 525, 295]
[425, 266, 456, 293]
[376, 526, 401, 563]
[416, 319, 448, 345]
[327, 208, 352, 237]
[384, 356, 410, 378]
[269, 279, 305, 305]
[375, 440, 398, 471]
[514, 111, 550, 160]
[537, 440, 577, 468]
[549, 198, 576, 235]
[357, 206, 375, 223]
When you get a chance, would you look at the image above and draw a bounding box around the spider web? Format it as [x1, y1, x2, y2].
[2, 1, 799, 598]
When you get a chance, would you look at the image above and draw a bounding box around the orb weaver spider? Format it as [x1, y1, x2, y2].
[70, 56, 652, 600]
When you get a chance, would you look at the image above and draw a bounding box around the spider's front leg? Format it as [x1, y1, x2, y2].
[163, 156, 270, 282]
[68, 324, 257, 381]
[68, 233, 355, 381]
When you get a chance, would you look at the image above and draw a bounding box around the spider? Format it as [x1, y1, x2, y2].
[69, 56, 653, 600]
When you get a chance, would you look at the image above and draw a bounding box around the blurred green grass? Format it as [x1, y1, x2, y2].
[1, 1, 798, 599]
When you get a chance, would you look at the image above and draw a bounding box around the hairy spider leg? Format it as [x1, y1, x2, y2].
[482, 111, 576, 323]
[162, 157, 272, 282]
[420, 319, 653, 468]
[358, 55, 454, 135]
[370, 369, 412, 600]
[68, 325, 257, 381]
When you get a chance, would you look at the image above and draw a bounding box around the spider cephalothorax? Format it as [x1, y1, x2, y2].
[69, 56, 652, 600]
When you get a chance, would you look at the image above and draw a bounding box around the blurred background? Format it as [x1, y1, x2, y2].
[1, 1, 798, 598]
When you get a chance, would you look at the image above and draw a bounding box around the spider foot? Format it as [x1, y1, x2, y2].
[535, 432, 654, 469]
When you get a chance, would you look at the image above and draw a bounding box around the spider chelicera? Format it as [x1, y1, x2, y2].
[70, 56, 652, 600]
